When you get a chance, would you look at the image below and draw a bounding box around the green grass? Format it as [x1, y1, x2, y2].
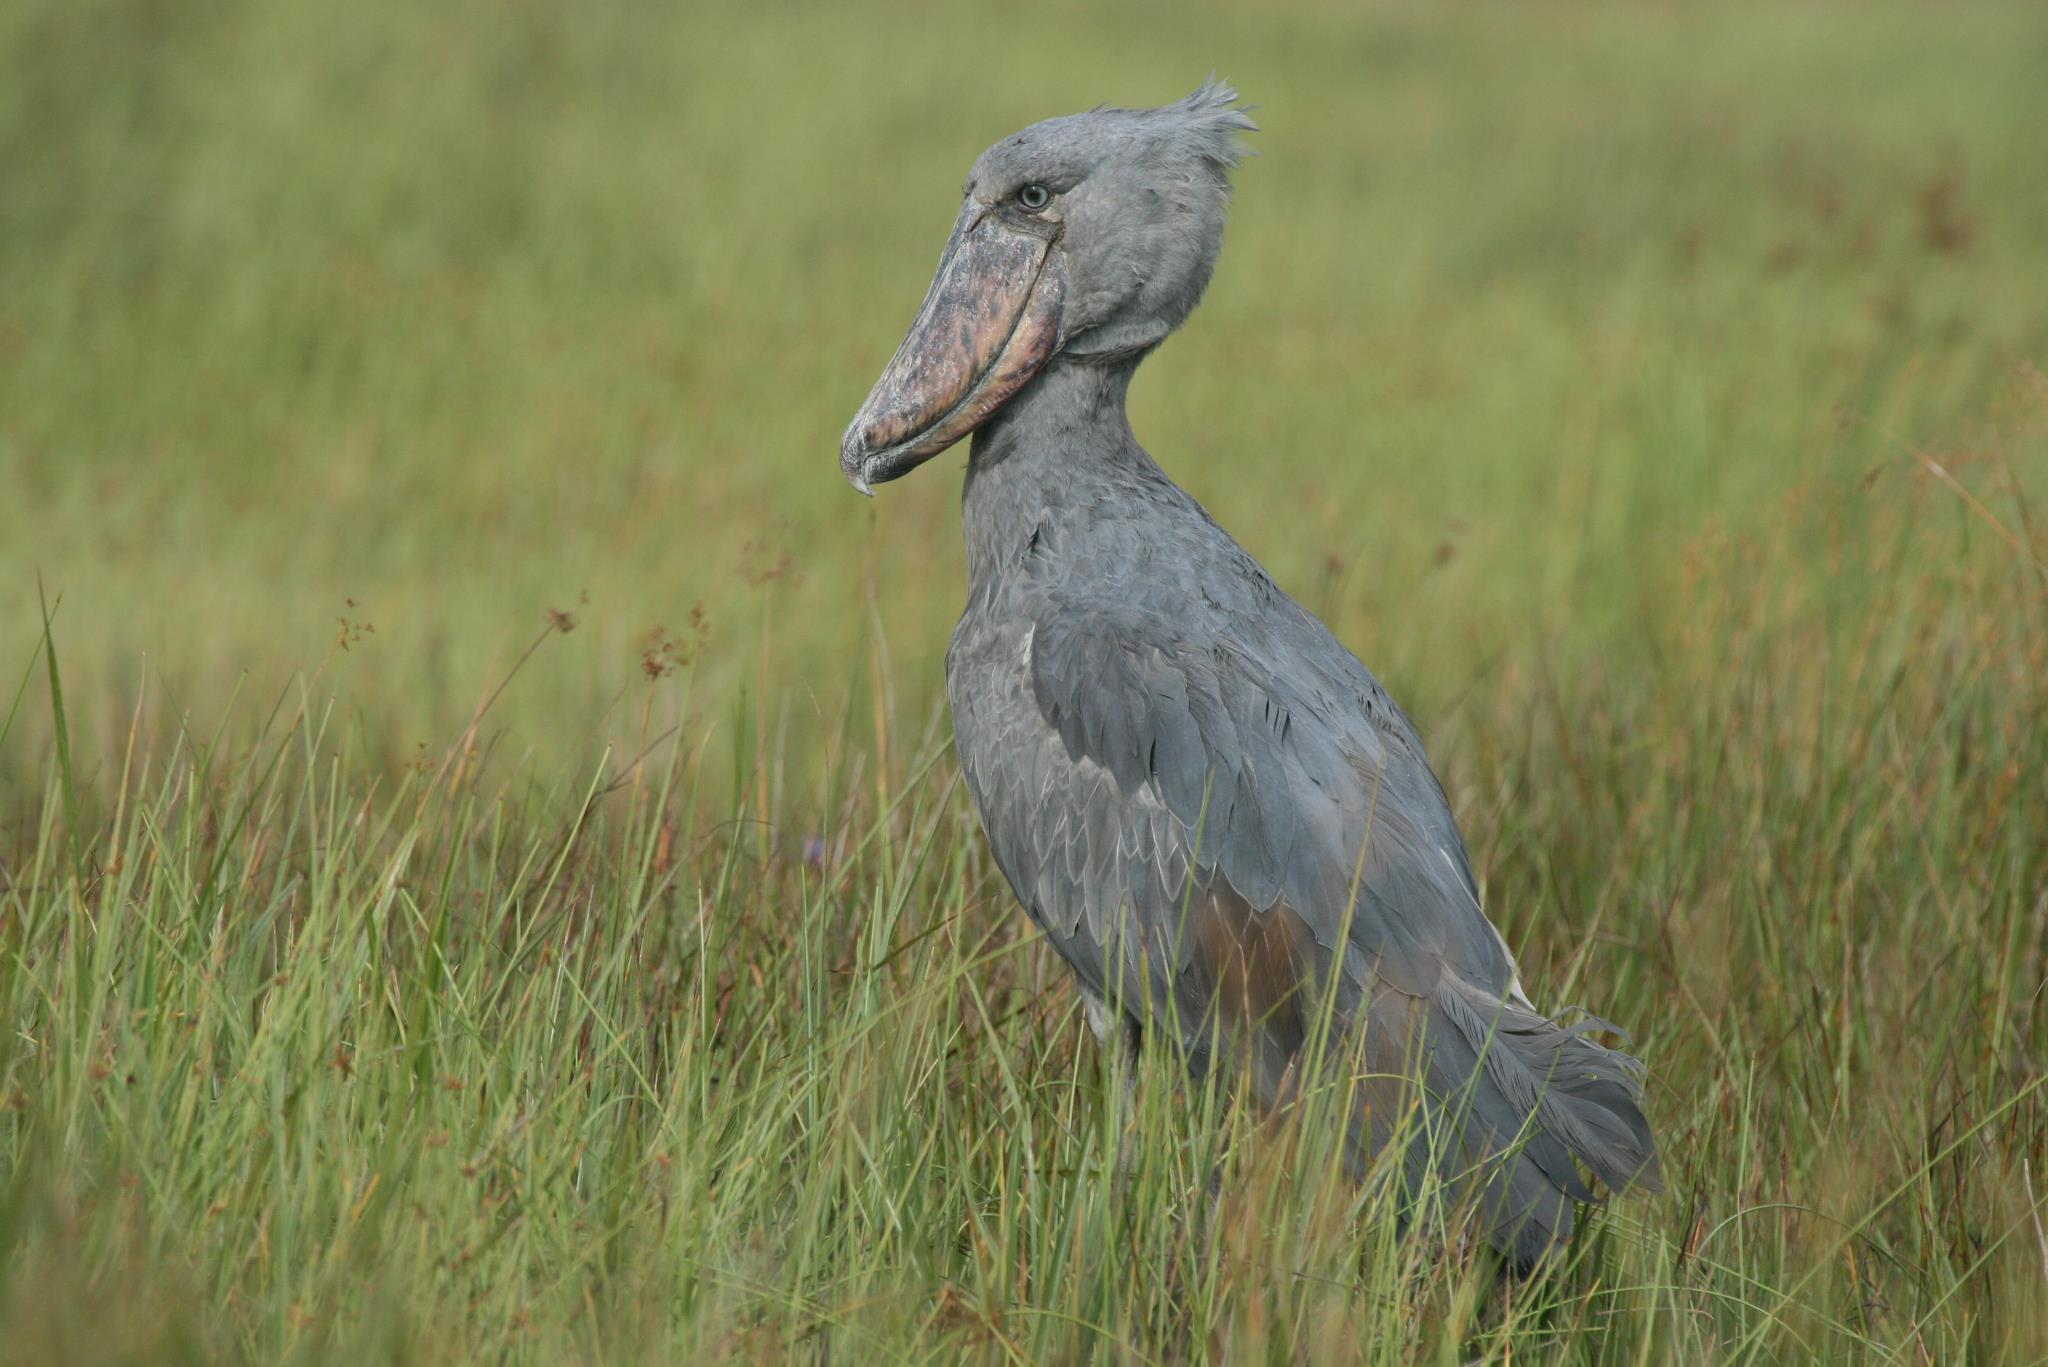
[5, 0, 2048, 1359]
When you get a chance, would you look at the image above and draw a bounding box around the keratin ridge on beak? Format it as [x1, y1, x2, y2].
[840, 206, 1065, 493]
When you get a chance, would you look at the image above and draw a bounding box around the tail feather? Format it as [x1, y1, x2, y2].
[1354, 974, 1661, 1265]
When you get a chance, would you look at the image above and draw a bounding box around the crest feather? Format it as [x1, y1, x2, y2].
[1162, 76, 1258, 170]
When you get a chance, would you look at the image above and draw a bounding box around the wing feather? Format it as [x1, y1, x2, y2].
[950, 575, 1660, 1263]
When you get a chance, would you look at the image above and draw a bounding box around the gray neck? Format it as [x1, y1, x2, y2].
[960, 354, 1162, 593]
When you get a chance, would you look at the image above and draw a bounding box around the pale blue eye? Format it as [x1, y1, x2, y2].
[1017, 183, 1050, 211]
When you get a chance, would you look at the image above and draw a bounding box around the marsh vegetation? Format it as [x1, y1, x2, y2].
[3, 1, 2046, 1359]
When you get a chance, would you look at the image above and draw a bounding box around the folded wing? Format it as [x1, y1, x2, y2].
[954, 584, 1660, 1265]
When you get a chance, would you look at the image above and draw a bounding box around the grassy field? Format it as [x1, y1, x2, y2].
[5, 0, 2048, 1360]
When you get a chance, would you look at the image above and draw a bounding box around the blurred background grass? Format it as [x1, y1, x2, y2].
[6, 0, 2044, 780]
[4, 0, 2048, 1361]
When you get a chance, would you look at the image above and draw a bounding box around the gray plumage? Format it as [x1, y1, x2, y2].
[842, 80, 1661, 1268]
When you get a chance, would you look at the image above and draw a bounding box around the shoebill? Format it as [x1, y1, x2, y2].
[837, 80, 1660, 1267]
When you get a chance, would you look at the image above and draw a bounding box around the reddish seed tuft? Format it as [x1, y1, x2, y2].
[640, 605, 710, 680]
[336, 597, 376, 650]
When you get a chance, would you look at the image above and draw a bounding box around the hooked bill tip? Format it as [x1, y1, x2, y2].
[840, 424, 879, 496]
